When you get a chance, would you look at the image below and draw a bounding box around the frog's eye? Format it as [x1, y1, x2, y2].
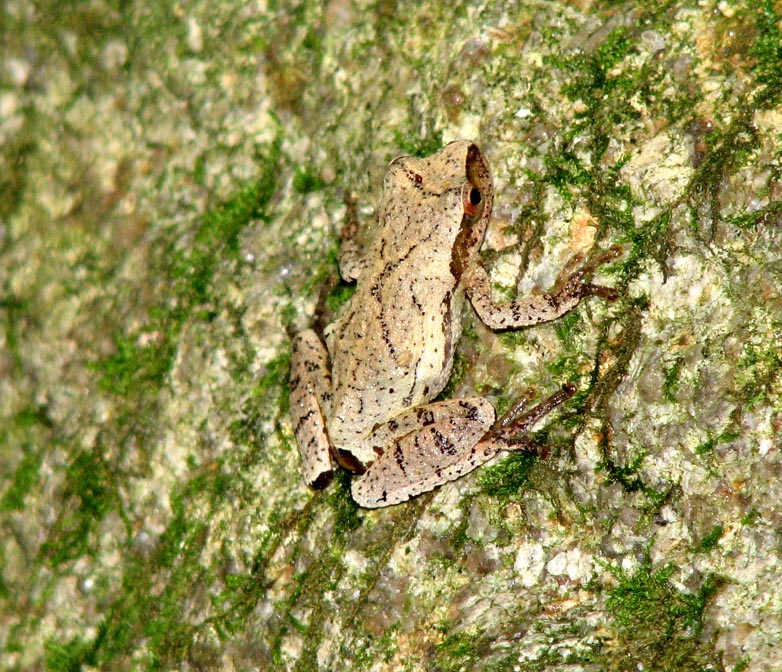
[462, 184, 483, 219]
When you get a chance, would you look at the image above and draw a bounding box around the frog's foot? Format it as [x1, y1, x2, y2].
[551, 244, 623, 304]
[491, 387, 537, 432]
[481, 385, 575, 461]
[486, 383, 576, 452]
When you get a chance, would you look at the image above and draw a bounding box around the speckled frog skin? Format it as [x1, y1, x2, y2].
[290, 140, 619, 507]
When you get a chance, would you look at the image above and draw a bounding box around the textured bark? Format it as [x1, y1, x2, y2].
[1, 1, 781, 670]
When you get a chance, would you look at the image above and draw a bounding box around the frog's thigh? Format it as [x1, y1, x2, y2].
[352, 397, 496, 508]
[290, 330, 333, 487]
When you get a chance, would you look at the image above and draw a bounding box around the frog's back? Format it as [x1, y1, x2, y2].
[325, 242, 464, 448]
[323, 140, 490, 450]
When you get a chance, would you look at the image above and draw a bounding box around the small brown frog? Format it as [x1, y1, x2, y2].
[290, 141, 619, 507]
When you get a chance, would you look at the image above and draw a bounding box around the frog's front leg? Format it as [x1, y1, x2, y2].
[290, 329, 334, 488]
[463, 245, 622, 330]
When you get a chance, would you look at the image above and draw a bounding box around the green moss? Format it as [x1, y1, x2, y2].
[177, 144, 282, 302]
[435, 349, 470, 402]
[741, 508, 761, 526]
[391, 130, 444, 158]
[432, 631, 481, 672]
[543, 150, 594, 199]
[79, 465, 233, 669]
[39, 448, 121, 566]
[45, 626, 106, 672]
[551, 310, 583, 351]
[259, 351, 292, 412]
[476, 451, 538, 504]
[0, 407, 53, 512]
[605, 559, 723, 670]
[596, 450, 647, 494]
[687, 117, 759, 229]
[445, 499, 474, 552]
[327, 469, 362, 536]
[733, 324, 782, 407]
[694, 436, 716, 457]
[324, 281, 357, 316]
[730, 199, 782, 230]
[0, 125, 34, 222]
[0, 538, 7, 600]
[662, 356, 685, 403]
[144, 526, 212, 665]
[230, 349, 293, 483]
[10, 404, 53, 429]
[0, 446, 43, 512]
[293, 164, 327, 194]
[0, 296, 27, 376]
[694, 524, 724, 553]
[23, 138, 287, 666]
[749, 1, 782, 107]
[95, 330, 176, 397]
[433, 623, 609, 671]
[694, 427, 739, 457]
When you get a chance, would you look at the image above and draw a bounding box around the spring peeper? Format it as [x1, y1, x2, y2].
[290, 140, 619, 508]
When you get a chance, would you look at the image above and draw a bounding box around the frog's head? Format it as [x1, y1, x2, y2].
[380, 140, 493, 276]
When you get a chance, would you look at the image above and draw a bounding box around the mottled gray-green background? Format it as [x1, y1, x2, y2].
[2, 1, 781, 670]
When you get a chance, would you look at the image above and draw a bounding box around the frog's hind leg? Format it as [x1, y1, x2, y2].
[351, 397, 496, 508]
[290, 329, 334, 488]
[352, 386, 575, 508]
